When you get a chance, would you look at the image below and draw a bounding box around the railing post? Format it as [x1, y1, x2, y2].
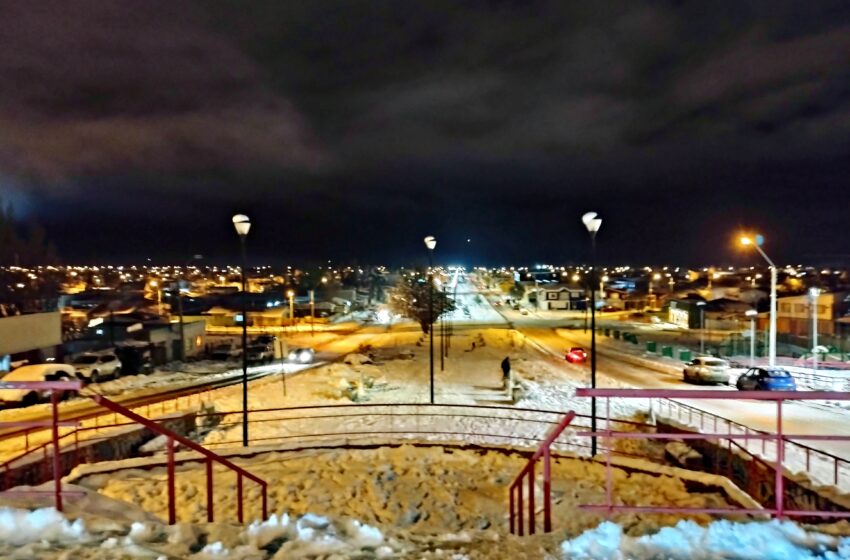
[237, 473, 244, 523]
[517, 474, 524, 537]
[206, 458, 214, 523]
[806, 448, 810, 472]
[51, 391, 62, 513]
[834, 457, 840, 486]
[528, 461, 535, 535]
[509, 485, 515, 534]
[775, 399, 784, 519]
[25, 428, 30, 452]
[261, 482, 268, 521]
[543, 447, 551, 533]
[167, 436, 176, 525]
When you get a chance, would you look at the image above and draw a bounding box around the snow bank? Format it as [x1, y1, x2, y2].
[0, 507, 87, 545]
[562, 519, 850, 559]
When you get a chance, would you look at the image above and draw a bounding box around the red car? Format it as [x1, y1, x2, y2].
[565, 347, 588, 364]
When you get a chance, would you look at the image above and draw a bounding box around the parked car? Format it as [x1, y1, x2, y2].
[253, 334, 277, 347]
[211, 343, 241, 360]
[246, 344, 275, 364]
[735, 367, 797, 391]
[287, 347, 315, 364]
[600, 305, 623, 312]
[0, 364, 76, 407]
[565, 347, 588, 364]
[683, 357, 731, 385]
[72, 352, 122, 383]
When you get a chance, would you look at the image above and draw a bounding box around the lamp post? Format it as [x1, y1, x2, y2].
[425, 236, 437, 404]
[309, 289, 315, 337]
[696, 301, 706, 355]
[435, 276, 445, 372]
[740, 235, 777, 367]
[745, 309, 758, 367]
[582, 212, 602, 456]
[287, 289, 295, 334]
[810, 287, 821, 373]
[149, 280, 162, 316]
[232, 213, 251, 447]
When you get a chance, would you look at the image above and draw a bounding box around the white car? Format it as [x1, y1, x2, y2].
[287, 347, 315, 364]
[683, 357, 730, 385]
[0, 364, 76, 407]
[72, 352, 122, 383]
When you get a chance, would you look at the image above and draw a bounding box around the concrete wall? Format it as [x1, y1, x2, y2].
[657, 420, 849, 520]
[0, 312, 61, 355]
[0, 412, 196, 491]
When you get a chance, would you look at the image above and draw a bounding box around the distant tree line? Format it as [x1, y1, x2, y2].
[0, 199, 57, 267]
[0, 198, 61, 313]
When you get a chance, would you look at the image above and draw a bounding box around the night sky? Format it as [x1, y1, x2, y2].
[2, 1, 850, 266]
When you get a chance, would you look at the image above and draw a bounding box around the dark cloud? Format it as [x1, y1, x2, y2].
[2, 1, 850, 263]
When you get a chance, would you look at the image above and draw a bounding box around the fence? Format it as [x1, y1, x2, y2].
[576, 388, 850, 520]
[655, 398, 850, 488]
[509, 411, 576, 536]
[0, 382, 268, 524]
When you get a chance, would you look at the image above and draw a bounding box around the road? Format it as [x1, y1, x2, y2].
[474, 278, 850, 464]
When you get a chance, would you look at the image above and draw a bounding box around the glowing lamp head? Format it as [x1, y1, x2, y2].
[232, 214, 251, 236]
[582, 212, 602, 233]
[745, 309, 758, 317]
[287, 290, 295, 298]
[424, 236, 436, 250]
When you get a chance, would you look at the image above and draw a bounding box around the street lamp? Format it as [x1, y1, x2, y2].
[740, 234, 777, 367]
[232, 213, 251, 447]
[149, 280, 162, 316]
[810, 287, 822, 373]
[424, 236, 437, 404]
[745, 309, 758, 367]
[287, 289, 295, 333]
[696, 301, 707, 355]
[581, 212, 602, 456]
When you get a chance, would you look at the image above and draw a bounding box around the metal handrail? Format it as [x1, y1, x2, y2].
[509, 410, 577, 536]
[659, 397, 850, 486]
[90, 395, 267, 524]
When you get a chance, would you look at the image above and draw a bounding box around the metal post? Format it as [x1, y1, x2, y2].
[240, 237, 249, 447]
[440, 286, 445, 372]
[812, 290, 819, 374]
[206, 458, 214, 522]
[750, 318, 756, 367]
[167, 436, 176, 524]
[700, 307, 705, 355]
[309, 290, 315, 337]
[776, 399, 784, 518]
[543, 446, 551, 532]
[288, 293, 295, 332]
[51, 391, 62, 513]
[590, 237, 598, 456]
[428, 249, 435, 404]
[769, 265, 777, 367]
[178, 288, 185, 361]
[528, 462, 535, 535]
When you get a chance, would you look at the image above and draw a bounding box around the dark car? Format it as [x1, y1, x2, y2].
[735, 367, 797, 391]
[253, 334, 277, 347]
[565, 347, 588, 364]
[246, 344, 274, 364]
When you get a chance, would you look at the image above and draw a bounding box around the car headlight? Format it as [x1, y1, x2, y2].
[288, 352, 297, 361]
[298, 351, 312, 363]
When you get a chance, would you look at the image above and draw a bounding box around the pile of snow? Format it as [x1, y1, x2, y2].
[562, 519, 850, 559]
[0, 504, 392, 559]
[0, 507, 87, 545]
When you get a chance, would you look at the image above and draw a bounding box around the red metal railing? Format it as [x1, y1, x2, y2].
[655, 398, 850, 487]
[509, 411, 576, 536]
[0, 380, 268, 524]
[90, 394, 268, 524]
[577, 388, 850, 520]
[0, 379, 84, 511]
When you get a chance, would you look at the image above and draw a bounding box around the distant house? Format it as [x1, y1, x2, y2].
[0, 312, 63, 372]
[775, 292, 847, 337]
[535, 284, 585, 311]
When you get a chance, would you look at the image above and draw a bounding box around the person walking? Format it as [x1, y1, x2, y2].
[501, 356, 511, 389]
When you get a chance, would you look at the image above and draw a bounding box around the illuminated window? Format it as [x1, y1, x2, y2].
[195, 336, 203, 347]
